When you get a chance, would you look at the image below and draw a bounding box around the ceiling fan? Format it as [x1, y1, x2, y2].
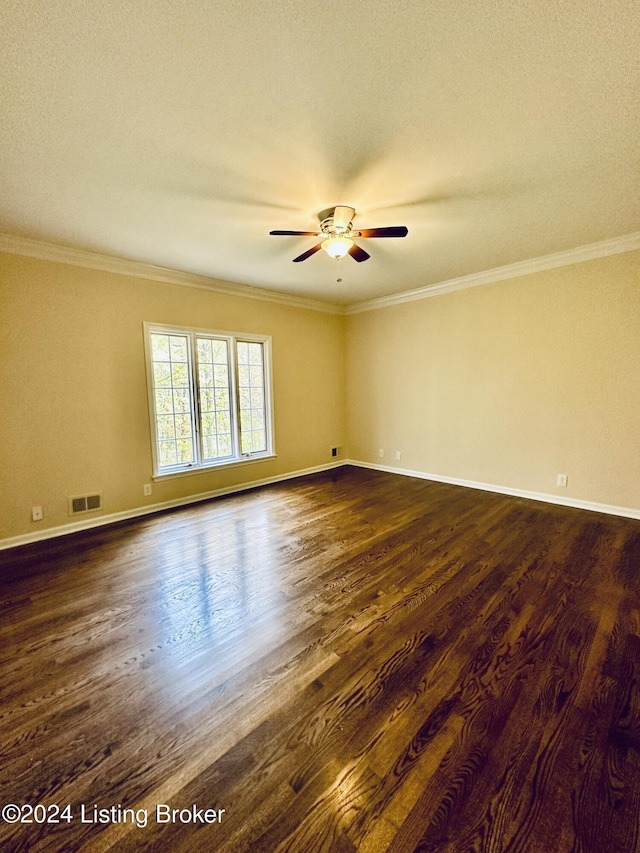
[269, 205, 408, 263]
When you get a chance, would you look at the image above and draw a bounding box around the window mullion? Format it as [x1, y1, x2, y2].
[260, 348, 269, 451]
[229, 338, 243, 460]
[190, 333, 203, 467]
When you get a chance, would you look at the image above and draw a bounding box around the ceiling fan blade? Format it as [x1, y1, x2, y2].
[357, 226, 409, 238]
[270, 230, 320, 236]
[333, 205, 355, 232]
[292, 243, 323, 262]
[348, 243, 370, 262]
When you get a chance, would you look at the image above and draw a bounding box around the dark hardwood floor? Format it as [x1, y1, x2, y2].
[1, 466, 640, 852]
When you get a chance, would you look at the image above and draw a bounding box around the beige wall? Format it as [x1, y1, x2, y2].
[0, 252, 346, 541]
[345, 250, 640, 511]
[2, 246, 638, 545]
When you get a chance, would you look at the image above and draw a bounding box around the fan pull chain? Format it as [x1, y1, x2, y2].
[336, 256, 342, 283]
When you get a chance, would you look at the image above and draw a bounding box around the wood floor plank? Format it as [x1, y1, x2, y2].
[1, 467, 639, 852]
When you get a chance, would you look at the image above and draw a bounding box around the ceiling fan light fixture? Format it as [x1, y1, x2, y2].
[270, 206, 407, 263]
[322, 235, 353, 259]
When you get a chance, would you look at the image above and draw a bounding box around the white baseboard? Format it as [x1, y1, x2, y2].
[0, 461, 345, 551]
[345, 459, 640, 520]
[3, 458, 638, 551]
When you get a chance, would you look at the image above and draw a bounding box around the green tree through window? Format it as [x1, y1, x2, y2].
[145, 325, 273, 475]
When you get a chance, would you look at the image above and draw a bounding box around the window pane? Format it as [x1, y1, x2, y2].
[148, 328, 270, 474]
[249, 345, 262, 365]
[197, 338, 212, 361]
[176, 438, 194, 463]
[212, 340, 228, 363]
[154, 362, 172, 387]
[214, 365, 228, 387]
[237, 341, 266, 454]
[200, 388, 214, 411]
[152, 334, 170, 360]
[171, 362, 188, 387]
[150, 333, 195, 469]
[173, 388, 190, 413]
[157, 414, 175, 440]
[170, 337, 188, 361]
[215, 388, 229, 410]
[199, 364, 213, 387]
[159, 440, 177, 466]
[218, 434, 232, 456]
[237, 365, 249, 386]
[155, 389, 173, 414]
[196, 336, 233, 461]
[175, 413, 192, 438]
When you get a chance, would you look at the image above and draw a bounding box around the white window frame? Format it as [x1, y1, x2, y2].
[144, 322, 275, 479]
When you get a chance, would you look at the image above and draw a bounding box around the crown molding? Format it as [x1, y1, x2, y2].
[345, 231, 640, 314]
[3, 230, 639, 317]
[0, 233, 344, 315]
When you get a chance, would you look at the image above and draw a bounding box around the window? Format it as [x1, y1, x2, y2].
[144, 324, 274, 476]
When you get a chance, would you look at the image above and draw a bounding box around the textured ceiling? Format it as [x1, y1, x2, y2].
[1, 0, 639, 305]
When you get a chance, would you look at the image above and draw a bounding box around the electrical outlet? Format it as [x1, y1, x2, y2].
[395, 451, 402, 461]
[557, 474, 568, 487]
[379, 449, 384, 458]
[331, 446, 340, 458]
[32, 505, 43, 521]
[143, 483, 152, 496]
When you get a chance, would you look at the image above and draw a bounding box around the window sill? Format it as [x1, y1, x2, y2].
[152, 453, 277, 482]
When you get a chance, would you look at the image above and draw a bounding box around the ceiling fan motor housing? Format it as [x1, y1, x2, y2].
[318, 206, 355, 235]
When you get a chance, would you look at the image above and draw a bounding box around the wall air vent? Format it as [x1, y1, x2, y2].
[68, 493, 102, 515]
[86, 494, 101, 511]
